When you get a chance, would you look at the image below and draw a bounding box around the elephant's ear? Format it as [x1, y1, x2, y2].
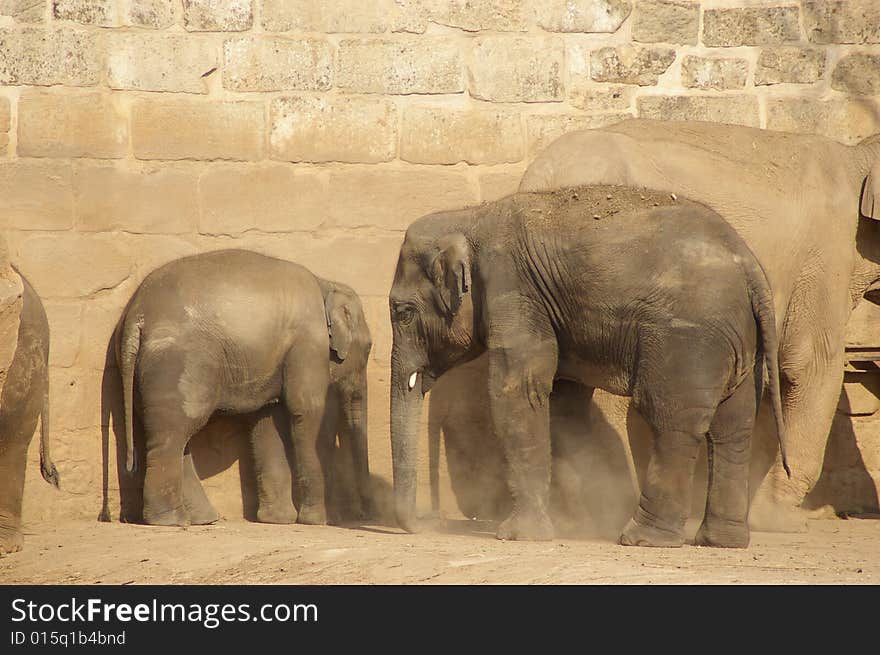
[862, 159, 880, 220]
[428, 234, 471, 320]
[325, 289, 354, 361]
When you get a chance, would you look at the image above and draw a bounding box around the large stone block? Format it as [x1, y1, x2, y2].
[74, 164, 200, 235]
[133, 98, 264, 161]
[526, 113, 633, 155]
[18, 91, 127, 159]
[632, 0, 698, 45]
[478, 168, 525, 203]
[325, 167, 477, 231]
[49, 367, 104, 432]
[270, 96, 398, 164]
[0, 160, 73, 230]
[569, 85, 633, 112]
[536, 0, 631, 33]
[400, 106, 523, 165]
[703, 7, 801, 47]
[590, 45, 675, 85]
[43, 300, 82, 368]
[755, 47, 826, 85]
[108, 33, 218, 94]
[803, 0, 880, 44]
[53, 0, 119, 26]
[14, 233, 133, 298]
[261, 0, 387, 33]
[470, 36, 564, 102]
[183, 0, 252, 31]
[223, 36, 333, 92]
[1, 1, 46, 23]
[0, 96, 8, 148]
[124, 0, 175, 28]
[392, 0, 528, 33]
[336, 37, 463, 95]
[831, 53, 880, 96]
[637, 95, 760, 128]
[0, 27, 102, 87]
[681, 55, 748, 91]
[766, 97, 880, 145]
[199, 164, 327, 235]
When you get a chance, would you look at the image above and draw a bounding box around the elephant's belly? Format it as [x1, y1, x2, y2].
[557, 354, 632, 397]
[215, 374, 283, 415]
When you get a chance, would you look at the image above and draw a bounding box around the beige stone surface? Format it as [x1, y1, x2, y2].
[569, 85, 634, 112]
[132, 98, 264, 161]
[108, 33, 218, 94]
[270, 95, 398, 164]
[400, 106, 523, 165]
[199, 164, 327, 234]
[261, 0, 388, 33]
[54, 0, 119, 26]
[0, 27, 102, 87]
[803, 0, 880, 44]
[526, 112, 634, 155]
[681, 55, 749, 91]
[536, 0, 631, 33]
[74, 164, 200, 234]
[393, 0, 528, 33]
[637, 94, 760, 127]
[478, 168, 526, 202]
[0, 160, 74, 230]
[18, 91, 128, 159]
[632, 0, 699, 45]
[223, 36, 333, 92]
[124, 0, 175, 29]
[1, 0, 46, 22]
[591, 45, 676, 86]
[755, 47, 826, 85]
[183, 0, 252, 32]
[470, 36, 565, 102]
[42, 300, 83, 368]
[336, 37, 464, 95]
[766, 97, 880, 145]
[832, 53, 880, 96]
[703, 7, 801, 47]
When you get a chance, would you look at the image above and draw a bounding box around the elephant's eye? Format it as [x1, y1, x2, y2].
[394, 304, 415, 325]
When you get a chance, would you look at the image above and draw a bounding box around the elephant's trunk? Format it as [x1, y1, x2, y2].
[390, 352, 424, 533]
[340, 375, 371, 515]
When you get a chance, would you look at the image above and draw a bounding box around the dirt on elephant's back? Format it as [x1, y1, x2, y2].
[1, 517, 878, 584]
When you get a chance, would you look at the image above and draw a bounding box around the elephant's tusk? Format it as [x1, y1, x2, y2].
[408, 371, 418, 390]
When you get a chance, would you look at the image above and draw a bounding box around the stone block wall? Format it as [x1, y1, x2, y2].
[1, 0, 879, 524]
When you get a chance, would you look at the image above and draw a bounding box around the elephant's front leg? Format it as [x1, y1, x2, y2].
[0, 439, 28, 555]
[283, 345, 329, 526]
[182, 446, 220, 525]
[249, 406, 298, 524]
[488, 339, 558, 541]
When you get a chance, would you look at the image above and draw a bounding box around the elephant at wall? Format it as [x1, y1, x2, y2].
[519, 119, 880, 532]
[0, 237, 58, 555]
[390, 185, 786, 547]
[115, 249, 372, 527]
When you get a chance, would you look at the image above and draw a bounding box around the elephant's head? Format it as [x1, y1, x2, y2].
[320, 280, 372, 412]
[388, 211, 484, 532]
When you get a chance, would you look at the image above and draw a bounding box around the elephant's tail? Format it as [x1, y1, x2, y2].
[428, 398, 442, 515]
[39, 385, 59, 488]
[745, 255, 790, 479]
[119, 313, 142, 473]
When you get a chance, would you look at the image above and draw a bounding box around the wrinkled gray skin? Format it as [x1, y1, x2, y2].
[0, 266, 59, 555]
[390, 186, 786, 548]
[116, 249, 372, 527]
[520, 119, 880, 532]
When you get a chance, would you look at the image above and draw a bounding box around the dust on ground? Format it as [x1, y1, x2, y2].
[1, 516, 878, 585]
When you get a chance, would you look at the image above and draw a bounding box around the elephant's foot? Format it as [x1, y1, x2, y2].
[257, 503, 298, 525]
[187, 504, 220, 526]
[142, 505, 190, 527]
[694, 518, 749, 549]
[296, 503, 327, 526]
[0, 530, 23, 556]
[748, 497, 808, 533]
[618, 518, 684, 548]
[496, 509, 554, 541]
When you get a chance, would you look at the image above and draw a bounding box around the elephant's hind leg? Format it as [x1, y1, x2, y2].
[0, 439, 28, 555]
[183, 447, 220, 525]
[249, 405, 298, 525]
[695, 376, 755, 549]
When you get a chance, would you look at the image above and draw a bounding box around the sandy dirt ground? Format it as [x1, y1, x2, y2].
[1, 516, 878, 585]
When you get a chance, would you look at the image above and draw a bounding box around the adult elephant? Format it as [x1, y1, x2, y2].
[519, 119, 880, 532]
[0, 238, 58, 555]
[115, 249, 372, 527]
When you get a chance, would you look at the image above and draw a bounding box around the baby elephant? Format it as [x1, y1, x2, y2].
[116, 249, 372, 527]
[389, 185, 788, 548]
